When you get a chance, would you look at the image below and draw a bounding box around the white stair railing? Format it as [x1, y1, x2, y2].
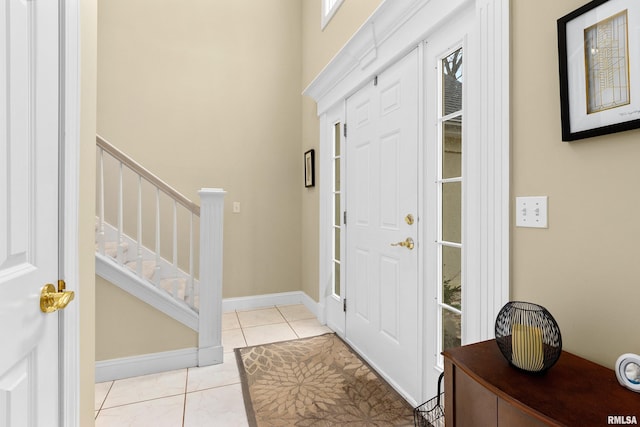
[96, 135, 224, 366]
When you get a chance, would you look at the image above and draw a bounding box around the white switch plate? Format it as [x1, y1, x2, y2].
[515, 196, 548, 228]
[232, 202, 241, 213]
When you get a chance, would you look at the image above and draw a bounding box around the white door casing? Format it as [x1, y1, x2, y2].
[345, 48, 420, 404]
[0, 0, 62, 424]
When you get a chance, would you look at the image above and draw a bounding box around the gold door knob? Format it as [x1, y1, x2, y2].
[40, 280, 75, 313]
[390, 237, 414, 250]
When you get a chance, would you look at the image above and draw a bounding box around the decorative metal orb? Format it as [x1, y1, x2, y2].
[495, 301, 562, 374]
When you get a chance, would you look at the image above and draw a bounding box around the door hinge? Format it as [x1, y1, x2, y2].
[343, 211, 347, 225]
[343, 298, 347, 312]
[343, 123, 347, 138]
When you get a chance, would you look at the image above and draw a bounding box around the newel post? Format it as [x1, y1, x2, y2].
[198, 188, 226, 366]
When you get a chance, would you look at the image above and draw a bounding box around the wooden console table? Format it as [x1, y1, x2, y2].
[443, 340, 640, 426]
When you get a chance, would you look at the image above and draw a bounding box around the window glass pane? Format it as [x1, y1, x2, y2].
[442, 118, 462, 179]
[334, 193, 341, 226]
[442, 308, 461, 351]
[334, 158, 341, 191]
[334, 262, 341, 296]
[442, 182, 461, 243]
[442, 48, 463, 116]
[334, 227, 341, 260]
[442, 246, 461, 309]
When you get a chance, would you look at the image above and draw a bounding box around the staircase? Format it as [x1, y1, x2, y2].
[95, 135, 225, 368]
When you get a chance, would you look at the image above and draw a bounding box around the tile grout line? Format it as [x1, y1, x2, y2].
[99, 392, 187, 411]
[94, 380, 114, 421]
[182, 368, 189, 427]
[276, 305, 301, 339]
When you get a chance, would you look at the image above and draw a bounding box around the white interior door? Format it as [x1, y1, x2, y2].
[345, 48, 420, 403]
[0, 0, 62, 424]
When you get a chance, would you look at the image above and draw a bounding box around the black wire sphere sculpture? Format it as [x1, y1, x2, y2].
[495, 301, 562, 374]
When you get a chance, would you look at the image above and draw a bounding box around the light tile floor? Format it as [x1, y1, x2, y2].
[94, 304, 332, 426]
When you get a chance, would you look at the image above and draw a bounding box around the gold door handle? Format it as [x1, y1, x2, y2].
[390, 237, 414, 250]
[40, 280, 75, 313]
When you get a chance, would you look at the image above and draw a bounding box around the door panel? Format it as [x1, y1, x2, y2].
[0, 0, 61, 424]
[346, 48, 420, 402]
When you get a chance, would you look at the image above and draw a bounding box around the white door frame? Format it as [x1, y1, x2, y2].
[60, 0, 81, 425]
[305, 0, 510, 402]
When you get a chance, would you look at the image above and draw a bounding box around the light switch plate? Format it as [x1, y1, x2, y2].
[515, 196, 548, 228]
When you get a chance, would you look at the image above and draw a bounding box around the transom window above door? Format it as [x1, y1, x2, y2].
[321, 0, 345, 29]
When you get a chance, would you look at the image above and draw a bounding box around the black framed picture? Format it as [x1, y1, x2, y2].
[558, 0, 640, 141]
[304, 149, 315, 188]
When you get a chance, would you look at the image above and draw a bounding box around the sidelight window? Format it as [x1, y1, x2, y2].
[437, 47, 463, 356]
[332, 122, 342, 299]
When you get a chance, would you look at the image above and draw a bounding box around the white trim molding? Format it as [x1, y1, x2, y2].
[197, 188, 226, 366]
[304, 0, 510, 346]
[222, 291, 320, 319]
[473, 0, 510, 340]
[95, 348, 200, 383]
[61, 0, 81, 425]
[95, 253, 200, 330]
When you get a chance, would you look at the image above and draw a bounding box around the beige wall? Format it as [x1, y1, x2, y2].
[512, 0, 640, 367]
[95, 277, 197, 360]
[91, 0, 640, 374]
[94, 0, 382, 359]
[80, 0, 97, 424]
[96, 0, 303, 356]
[83, 3, 640, 418]
[300, 0, 383, 300]
[97, 0, 302, 301]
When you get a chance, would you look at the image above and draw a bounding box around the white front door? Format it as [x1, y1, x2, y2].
[345, 48, 420, 403]
[0, 0, 62, 424]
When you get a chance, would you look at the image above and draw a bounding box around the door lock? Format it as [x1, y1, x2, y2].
[405, 214, 414, 225]
[40, 280, 75, 313]
[390, 237, 415, 250]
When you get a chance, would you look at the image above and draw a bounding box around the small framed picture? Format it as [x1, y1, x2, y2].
[304, 149, 315, 188]
[558, 0, 640, 141]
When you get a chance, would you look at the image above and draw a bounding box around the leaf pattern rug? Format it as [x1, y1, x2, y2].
[236, 333, 415, 426]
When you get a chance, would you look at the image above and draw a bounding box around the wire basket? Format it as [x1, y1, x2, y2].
[413, 372, 444, 427]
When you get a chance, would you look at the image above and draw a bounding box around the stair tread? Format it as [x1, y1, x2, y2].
[125, 259, 156, 280]
[96, 241, 129, 258]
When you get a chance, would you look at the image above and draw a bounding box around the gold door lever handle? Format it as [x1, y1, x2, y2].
[40, 280, 75, 313]
[390, 237, 414, 250]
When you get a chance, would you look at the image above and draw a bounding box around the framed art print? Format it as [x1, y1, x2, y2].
[558, 0, 640, 141]
[304, 149, 315, 188]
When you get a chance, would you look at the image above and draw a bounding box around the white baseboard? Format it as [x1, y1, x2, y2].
[95, 348, 199, 383]
[198, 345, 223, 366]
[222, 291, 320, 318]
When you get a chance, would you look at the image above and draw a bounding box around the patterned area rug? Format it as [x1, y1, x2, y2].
[236, 333, 414, 426]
